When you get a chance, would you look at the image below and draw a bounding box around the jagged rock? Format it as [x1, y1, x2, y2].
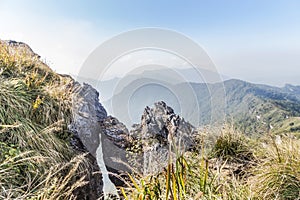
[130, 101, 196, 174]
[66, 89, 105, 199]
[101, 115, 131, 148]
[70, 80, 136, 198]
[131, 101, 196, 151]
[69, 83, 107, 155]
[70, 82, 126, 197]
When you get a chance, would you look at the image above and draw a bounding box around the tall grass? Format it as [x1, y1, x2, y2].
[250, 135, 300, 199]
[122, 128, 300, 200]
[122, 128, 254, 199]
[0, 41, 92, 199]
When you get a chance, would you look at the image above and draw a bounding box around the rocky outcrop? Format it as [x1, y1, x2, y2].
[69, 83, 107, 155]
[5, 40, 123, 198]
[129, 101, 196, 174]
[2, 40, 40, 58]
[70, 83, 123, 198]
[131, 101, 196, 150]
[1, 40, 107, 199]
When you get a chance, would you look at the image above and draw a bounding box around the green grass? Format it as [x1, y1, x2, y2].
[122, 128, 300, 200]
[0, 41, 91, 199]
[121, 127, 255, 200]
[250, 135, 300, 200]
[272, 117, 300, 137]
[210, 126, 256, 162]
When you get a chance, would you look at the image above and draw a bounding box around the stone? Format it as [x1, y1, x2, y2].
[129, 101, 196, 174]
[100, 115, 131, 148]
[131, 101, 196, 151]
[69, 82, 107, 156]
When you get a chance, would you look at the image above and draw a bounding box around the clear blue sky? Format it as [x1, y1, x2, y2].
[0, 0, 300, 86]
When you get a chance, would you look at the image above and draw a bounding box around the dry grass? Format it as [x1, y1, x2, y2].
[121, 129, 300, 200]
[249, 135, 300, 199]
[121, 128, 254, 200]
[0, 41, 92, 199]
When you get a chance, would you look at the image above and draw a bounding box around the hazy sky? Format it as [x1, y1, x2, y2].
[0, 0, 300, 86]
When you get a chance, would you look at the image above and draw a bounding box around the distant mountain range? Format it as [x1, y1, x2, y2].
[76, 68, 300, 136]
[76, 67, 230, 101]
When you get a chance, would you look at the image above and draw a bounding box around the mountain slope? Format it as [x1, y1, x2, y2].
[223, 79, 300, 135]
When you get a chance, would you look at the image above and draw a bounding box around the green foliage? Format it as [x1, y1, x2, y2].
[290, 126, 300, 132]
[0, 142, 21, 169]
[273, 100, 300, 116]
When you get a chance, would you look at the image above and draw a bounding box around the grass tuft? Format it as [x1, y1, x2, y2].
[250, 135, 300, 200]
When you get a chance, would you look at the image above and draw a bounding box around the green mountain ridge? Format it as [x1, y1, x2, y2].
[222, 79, 300, 135]
[101, 77, 300, 136]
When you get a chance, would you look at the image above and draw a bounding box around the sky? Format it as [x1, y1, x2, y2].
[0, 0, 300, 86]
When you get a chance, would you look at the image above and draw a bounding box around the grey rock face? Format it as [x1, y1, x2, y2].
[101, 116, 131, 148]
[131, 101, 196, 151]
[130, 101, 196, 174]
[69, 83, 107, 155]
[70, 82, 127, 197]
